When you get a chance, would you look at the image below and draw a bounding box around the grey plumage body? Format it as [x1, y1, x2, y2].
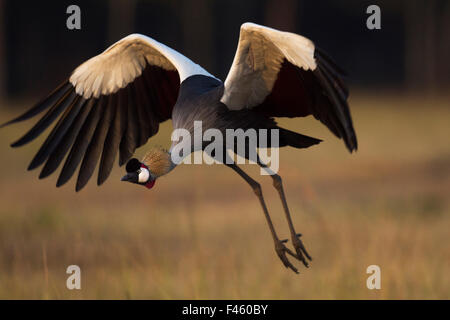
[172, 75, 320, 162]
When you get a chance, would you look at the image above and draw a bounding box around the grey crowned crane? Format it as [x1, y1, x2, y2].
[2, 23, 357, 273]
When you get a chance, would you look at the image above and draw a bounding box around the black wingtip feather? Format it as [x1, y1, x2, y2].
[76, 96, 114, 192]
[313, 68, 358, 153]
[98, 95, 122, 186]
[1, 81, 72, 129]
[57, 97, 103, 188]
[316, 56, 349, 100]
[75, 182, 84, 193]
[7, 62, 177, 189]
[0, 120, 13, 129]
[39, 98, 95, 180]
[315, 47, 348, 77]
[119, 89, 138, 166]
[10, 89, 76, 148]
[28, 96, 85, 171]
[279, 128, 322, 149]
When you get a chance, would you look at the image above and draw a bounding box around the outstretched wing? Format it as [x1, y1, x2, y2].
[221, 23, 357, 152]
[2, 34, 214, 191]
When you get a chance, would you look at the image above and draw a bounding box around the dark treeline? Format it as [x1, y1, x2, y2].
[0, 0, 448, 101]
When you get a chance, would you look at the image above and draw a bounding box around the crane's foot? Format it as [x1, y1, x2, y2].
[291, 233, 312, 268]
[274, 239, 300, 274]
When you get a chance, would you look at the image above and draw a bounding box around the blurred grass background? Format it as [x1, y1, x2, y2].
[1, 0, 449, 300]
[0, 92, 448, 299]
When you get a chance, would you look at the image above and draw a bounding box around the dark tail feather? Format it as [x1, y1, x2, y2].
[279, 128, 322, 149]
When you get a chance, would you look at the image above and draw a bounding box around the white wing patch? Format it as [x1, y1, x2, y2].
[221, 22, 317, 110]
[70, 34, 218, 99]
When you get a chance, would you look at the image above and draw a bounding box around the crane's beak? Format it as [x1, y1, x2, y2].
[121, 172, 138, 183]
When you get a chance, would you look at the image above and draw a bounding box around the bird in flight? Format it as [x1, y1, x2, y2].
[2, 23, 357, 273]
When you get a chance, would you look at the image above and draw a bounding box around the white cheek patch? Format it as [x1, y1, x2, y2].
[138, 168, 150, 183]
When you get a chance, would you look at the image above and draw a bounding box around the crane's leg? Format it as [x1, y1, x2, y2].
[226, 163, 300, 273]
[257, 158, 312, 267]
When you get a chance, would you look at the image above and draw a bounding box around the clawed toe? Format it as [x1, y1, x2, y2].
[276, 234, 312, 272]
[275, 240, 299, 274]
[290, 233, 312, 268]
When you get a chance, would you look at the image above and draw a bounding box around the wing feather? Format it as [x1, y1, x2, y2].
[11, 90, 76, 147]
[119, 88, 139, 167]
[222, 22, 357, 152]
[98, 95, 123, 186]
[76, 96, 115, 191]
[134, 75, 159, 137]
[39, 98, 94, 179]
[28, 95, 84, 170]
[57, 97, 105, 187]
[0, 81, 72, 129]
[2, 33, 213, 190]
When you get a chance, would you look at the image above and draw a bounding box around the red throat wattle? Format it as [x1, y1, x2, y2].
[145, 180, 156, 189]
[140, 164, 155, 189]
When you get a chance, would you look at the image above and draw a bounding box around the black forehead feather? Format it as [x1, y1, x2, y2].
[126, 158, 141, 173]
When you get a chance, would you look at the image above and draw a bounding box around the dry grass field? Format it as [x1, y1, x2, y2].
[0, 92, 448, 299]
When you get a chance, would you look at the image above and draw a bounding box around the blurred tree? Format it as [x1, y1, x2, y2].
[107, 0, 137, 44]
[265, 0, 298, 32]
[0, 0, 449, 101]
[213, 0, 263, 79]
[437, 1, 450, 89]
[404, 0, 445, 92]
[178, 0, 214, 73]
[0, 0, 5, 99]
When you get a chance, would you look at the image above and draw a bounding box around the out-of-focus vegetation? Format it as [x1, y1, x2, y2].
[0, 92, 448, 299]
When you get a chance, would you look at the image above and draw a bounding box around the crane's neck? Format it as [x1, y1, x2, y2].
[142, 147, 177, 178]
